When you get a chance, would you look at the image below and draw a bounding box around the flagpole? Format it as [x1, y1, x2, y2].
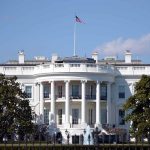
[73, 18, 76, 56]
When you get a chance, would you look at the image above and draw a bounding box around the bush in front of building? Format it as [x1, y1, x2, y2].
[0, 144, 150, 150]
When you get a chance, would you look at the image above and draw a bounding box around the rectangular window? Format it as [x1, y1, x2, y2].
[25, 86, 32, 98]
[87, 85, 95, 99]
[119, 85, 125, 98]
[58, 86, 62, 98]
[119, 109, 125, 125]
[44, 109, 49, 124]
[101, 109, 107, 124]
[72, 85, 79, 98]
[44, 85, 50, 98]
[72, 109, 79, 124]
[58, 109, 62, 125]
[90, 85, 93, 97]
[88, 109, 93, 125]
[101, 84, 107, 100]
[90, 85, 96, 99]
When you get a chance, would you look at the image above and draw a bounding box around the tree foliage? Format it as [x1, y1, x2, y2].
[0, 74, 33, 139]
[123, 75, 150, 140]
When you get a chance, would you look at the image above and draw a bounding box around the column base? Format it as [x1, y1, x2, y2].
[81, 122, 87, 129]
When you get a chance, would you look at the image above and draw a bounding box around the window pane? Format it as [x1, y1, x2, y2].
[58, 109, 62, 124]
[119, 109, 125, 125]
[58, 86, 62, 98]
[25, 86, 32, 98]
[118, 85, 125, 98]
[72, 109, 79, 124]
[44, 85, 50, 98]
[101, 84, 107, 100]
[88, 109, 93, 125]
[72, 85, 79, 98]
[44, 109, 49, 124]
[87, 85, 96, 99]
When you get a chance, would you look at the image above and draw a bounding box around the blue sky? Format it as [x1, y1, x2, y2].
[0, 0, 150, 63]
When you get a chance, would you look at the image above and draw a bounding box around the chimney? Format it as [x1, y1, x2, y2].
[18, 50, 25, 64]
[125, 50, 132, 63]
[92, 52, 99, 63]
[51, 53, 58, 63]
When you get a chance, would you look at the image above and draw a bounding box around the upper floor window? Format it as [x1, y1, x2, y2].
[44, 85, 50, 98]
[118, 85, 125, 99]
[86, 84, 96, 99]
[101, 84, 107, 100]
[72, 85, 80, 98]
[58, 85, 63, 98]
[25, 86, 32, 98]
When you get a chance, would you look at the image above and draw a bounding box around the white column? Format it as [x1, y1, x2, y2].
[40, 82, 44, 123]
[81, 80, 86, 126]
[65, 80, 70, 127]
[107, 82, 111, 125]
[51, 81, 55, 121]
[35, 83, 40, 117]
[96, 81, 101, 126]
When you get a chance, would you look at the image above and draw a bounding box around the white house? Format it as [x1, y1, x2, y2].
[0, 50, 146, 143]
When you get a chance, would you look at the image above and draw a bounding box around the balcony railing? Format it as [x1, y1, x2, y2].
[35, 63, 115, 75]
[55, 95, 65, 99]
[86, 95, 96, 100]
[43, 94, 107, 101]
[70, 95, 81, 99]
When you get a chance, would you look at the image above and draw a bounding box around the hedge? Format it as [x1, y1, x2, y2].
[0, 144, 150, 150]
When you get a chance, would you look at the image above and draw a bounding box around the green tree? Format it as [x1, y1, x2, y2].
[123, 75, 150, 141]
[0, 74, 33, 139]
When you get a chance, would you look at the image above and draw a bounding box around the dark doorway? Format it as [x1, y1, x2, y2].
[72, 135, 79, 144]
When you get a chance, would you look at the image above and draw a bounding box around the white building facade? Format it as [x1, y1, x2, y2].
[0, 50, 147, 143]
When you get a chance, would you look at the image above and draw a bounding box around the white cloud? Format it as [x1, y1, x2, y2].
[95, 34, 150, 56]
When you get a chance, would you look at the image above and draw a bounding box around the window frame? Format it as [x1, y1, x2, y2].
[44, 85, 50, 98]
[58, 109, 62, 125]
[72, 84, 80, 98]
[25, 85, 33, 99]
[119, 109, 125, 125]
[72, 108, 79, 124]
[118, 85, 125, 99]
[101, 84, 107, 100]
[44, 109, 49, 124]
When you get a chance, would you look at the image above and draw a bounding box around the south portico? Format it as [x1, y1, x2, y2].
[34, 74, 114, 134]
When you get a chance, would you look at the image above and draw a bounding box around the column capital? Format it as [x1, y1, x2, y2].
[94, 80, 102, 84]
[35, 82, 40, 86]
[96, 80, 102, 84]
[49, 80, 55, 83]
[81, 80, 87, 83]
[64, 80, 70, 83]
